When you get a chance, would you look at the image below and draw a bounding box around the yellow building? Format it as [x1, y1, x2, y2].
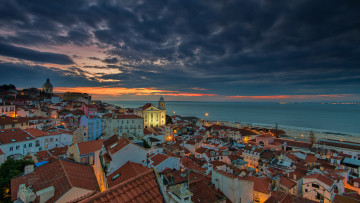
[138, 96, 166, 128]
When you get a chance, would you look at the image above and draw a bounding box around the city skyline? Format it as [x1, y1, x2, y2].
[1, 0, 360, 101]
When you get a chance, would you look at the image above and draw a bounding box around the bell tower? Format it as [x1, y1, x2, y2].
[158, 96, 165, 110]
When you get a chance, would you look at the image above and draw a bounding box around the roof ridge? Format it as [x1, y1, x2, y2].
[85, 169, 154, 201]
[59, 159, 72, 188]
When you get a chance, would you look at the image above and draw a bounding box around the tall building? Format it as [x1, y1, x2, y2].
[42, 78, 53, 94]
[135, 96, 166, 128]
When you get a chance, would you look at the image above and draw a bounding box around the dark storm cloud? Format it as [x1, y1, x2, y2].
[0, 0, 360, 97]
[102, 57, 119, 64]
[0, 62, 90, 87]
[0, 43, 74, 65]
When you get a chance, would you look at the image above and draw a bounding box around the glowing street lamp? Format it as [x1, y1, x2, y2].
[205, 112, 209, 117]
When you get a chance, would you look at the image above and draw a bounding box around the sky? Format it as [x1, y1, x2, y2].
[0, 0, 360, 102]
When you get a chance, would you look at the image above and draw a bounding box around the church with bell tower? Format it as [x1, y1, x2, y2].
[137, 96, 166, 128]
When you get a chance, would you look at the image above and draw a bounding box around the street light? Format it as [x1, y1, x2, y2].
[205, 112, 209, 117]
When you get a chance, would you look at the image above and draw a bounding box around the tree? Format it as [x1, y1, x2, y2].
[142, 139, 151, 148]
[0, 159, 34, 202]
[309, 131, 316, 145]
[166, 115, 173, 124]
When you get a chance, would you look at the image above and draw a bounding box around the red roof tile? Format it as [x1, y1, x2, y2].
[79, 170, 163, 203]
[247, 176, 271, 194]
[280, 176, 296, 189]
[0, 128, 35, 144]
[23, 128, 61, 137]
[150, 153, 170, 166]
[304, 174, 335, 187]
[11, 159, 99, 202]
[107, 161, 151, 188]
[190, 180, 223, 203]
[106, 137, 131, 154]
[141, 103, 153, 110]
[77, 139, 105, 154]
[305, 154, 317, 163]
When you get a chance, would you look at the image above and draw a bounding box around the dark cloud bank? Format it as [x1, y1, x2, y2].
[0, 0, 360, 97]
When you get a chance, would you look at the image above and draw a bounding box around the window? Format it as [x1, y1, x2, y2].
[29, 143, 33, 147]
[24, 144, 27, 149]
[50, 138, 53, 142]
[12, 124, 15, 128]
[16, 145, 20, 150]
[312, 183, 319, 189]
[9, 147, 13, 151]
[305, 189, 308, 192]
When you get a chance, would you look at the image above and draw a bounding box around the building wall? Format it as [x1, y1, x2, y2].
[0, 105, 16, 117]
[55, 187, 93, 203]
[211, 170, 253, 203]
[67, 144, 80, 162]
[80, 116, 101, 141]
[143, 106, 166, 128]
[107, 144, 147, 175]
[302, 178, 334, 203]
[0, 140, 36, 160]
[101, 117, 144, 138]
[36, 133, 72, 151]
[155, 157, 180, 172]
[253, 191, 270, 203]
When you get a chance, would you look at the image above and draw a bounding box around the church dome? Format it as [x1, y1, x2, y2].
[42, 78, 53, 94]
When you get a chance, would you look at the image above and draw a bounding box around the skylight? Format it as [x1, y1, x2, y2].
[110, 143, 118, 149]
[11, 139, 16, 142]
[111, 173, 121, 180]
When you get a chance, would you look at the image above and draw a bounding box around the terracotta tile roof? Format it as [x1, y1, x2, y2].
[144, 128, 153, 135]
[76, 139, 105, 154]
[304, 174, 335, 187]
[246, 176, 271, 194]
[195, 147, 208, 154]
[280, 176, 297, 189]
[48, 146, 68, 157]
[106, 137, 131, 154]
[103, 134, 119, 149]
[107, 161, 151, 188]
[23, 128, 61, 137]
[79, 170, 163, 203]
[180, 157, 206, 173]
[0, 128, 35, 144]
[261, 151, 275, 160]
[333, 194, 360, 203]
[141, 103, 153, 110]
[0, 116, 28, 125]
[210, 160, 227, 167]
[11, 159, 99, 202]
[150, 153, 171, 166]
[265, 190, 317, 203]
[190, 180, 223, 203]
[275, 138, 312, 149]
[288, 169, 306, 181]
[305, 154, 317, 163]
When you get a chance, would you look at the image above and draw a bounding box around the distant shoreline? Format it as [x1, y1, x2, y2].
[220, 121, 360, 142]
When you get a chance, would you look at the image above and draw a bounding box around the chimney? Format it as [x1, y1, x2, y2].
[36, 186, 55, 203]
[24, 165, 34, 175]
[18, 184, 36, 203]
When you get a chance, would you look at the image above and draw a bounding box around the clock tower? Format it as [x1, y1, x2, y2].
[158, 96, 165, 110]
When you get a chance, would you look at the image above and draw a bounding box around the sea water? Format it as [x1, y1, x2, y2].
[106, 101, 360, 136]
